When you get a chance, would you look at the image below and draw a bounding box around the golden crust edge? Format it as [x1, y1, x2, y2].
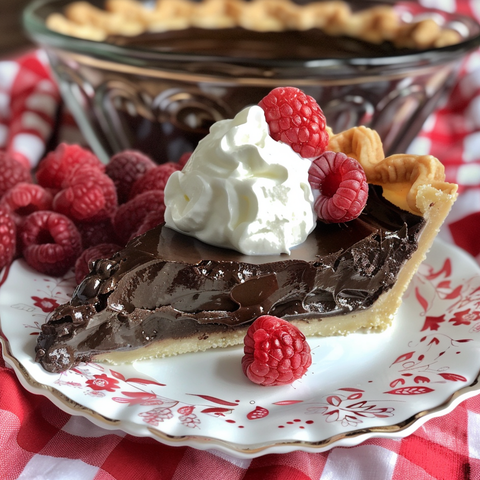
[94, 182, 457, 366]
[85, 124, 458, 366]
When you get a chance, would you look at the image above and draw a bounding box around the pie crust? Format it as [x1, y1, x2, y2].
[46, 0, 462, 50]
[93, 127, 457, 365]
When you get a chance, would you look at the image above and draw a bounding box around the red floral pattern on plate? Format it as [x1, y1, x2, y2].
[305, 389, 394, 427]
[384, 257, 479, 397]
[31, 296, 59, 313]
[86, 374, 120, 392]
[1, 240, 480, 449]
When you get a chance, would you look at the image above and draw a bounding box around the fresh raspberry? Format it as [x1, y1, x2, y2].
[0, 151, 32, 198]
[52, 167, 118, 223]
[177, 151, 192, 169]
[130, 208, 165, 241]
[308, 151, 369, 223]
[106, 150, 156, 204]
[129, 162, 180, 200]
[74, 243, 121, 284]
[76, 217, 120, 249]
[258, 87, 329, 158]
[20, 211, 82, 276]
[9, 151, 30, 170]
[0, 207, 16, 271]
[113, 190, 165, 244]
[242, 315, 312, 386]
[0, 183, 53, 226]
[36, 143, 104, 192]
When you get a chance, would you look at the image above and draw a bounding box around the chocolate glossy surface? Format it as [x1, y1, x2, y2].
[36, 186, 425, 372]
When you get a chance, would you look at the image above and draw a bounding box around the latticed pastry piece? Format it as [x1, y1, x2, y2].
[47, 0, 462, 48]
[324, 126, 457, 335]
[327, 126, 457, 214]
[35, 122, 457, 373]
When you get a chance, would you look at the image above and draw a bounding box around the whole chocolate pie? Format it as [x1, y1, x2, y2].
[35, 121, 457, 373]
[47, 0, 462, 51]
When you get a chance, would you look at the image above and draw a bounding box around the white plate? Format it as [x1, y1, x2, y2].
[1, 240, 480, 458]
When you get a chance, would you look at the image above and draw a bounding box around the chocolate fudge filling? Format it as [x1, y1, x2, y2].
[107, 27, 415, 60]
[36, 185, 425, 372]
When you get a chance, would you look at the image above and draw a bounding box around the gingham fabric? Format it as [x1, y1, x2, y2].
[2, 0, 480, 478]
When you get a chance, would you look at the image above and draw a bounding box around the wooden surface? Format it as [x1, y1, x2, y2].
[0, 0, 34, 57]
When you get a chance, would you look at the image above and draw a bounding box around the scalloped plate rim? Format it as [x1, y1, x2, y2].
[1, 238, 480, 459]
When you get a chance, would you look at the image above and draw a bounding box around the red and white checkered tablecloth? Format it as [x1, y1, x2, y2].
[2, 1, 480, 478]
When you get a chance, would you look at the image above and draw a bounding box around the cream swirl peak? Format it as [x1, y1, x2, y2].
[164, 105, 316, 255]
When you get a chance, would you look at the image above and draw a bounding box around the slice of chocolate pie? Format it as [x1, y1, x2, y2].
[35, 111, 457, 372]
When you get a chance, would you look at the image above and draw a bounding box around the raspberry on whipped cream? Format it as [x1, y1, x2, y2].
[164, 105, 316, 256]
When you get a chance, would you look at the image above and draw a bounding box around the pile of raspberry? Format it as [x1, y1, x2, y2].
[0, 144, 190, 281]
[0, 85, 371, 387]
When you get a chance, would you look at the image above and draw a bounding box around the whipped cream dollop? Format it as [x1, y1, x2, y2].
[164, 105, 316, 255]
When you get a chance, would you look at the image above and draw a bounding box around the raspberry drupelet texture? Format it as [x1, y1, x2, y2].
[20, 211, 82, 276]
[74, 243, 121, 284]
[242, 315, 312, 386]
[105, 150, 156, 204]
[0, 151, 32, 197]
[36, 143, 104, 193]
[113, 190, 166, 244]
[52, 166, 118, 223]
[130, 208, 166, 241]
[0, 183, 53, 226]
[76, 218, 119, 249]
[128, 162, 180, 200]
[258, 86, 329, 158]
[309, 151, 369, 223]
[0, 207, 16, 271]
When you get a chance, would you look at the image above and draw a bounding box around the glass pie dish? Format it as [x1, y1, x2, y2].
[23, 0, 480, 164]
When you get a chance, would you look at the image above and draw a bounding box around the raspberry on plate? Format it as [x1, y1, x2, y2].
[0, 207, 16, 271]
[129, 162, 180, 200]
[106, 150, 156, 204]
[309, 151, 369, 223]
[20, 211, 82, 276]
[76, 218, 119, 249]
[74, 243, 121, 284]
[258, 86, 329, 158]
[130, 208, 166, 241]
[53, 167, 118, 223]
[0, 151, 32, 198]
[36, 143, 104, 192]
[113, 190, 165, 244]
[242, 315, 312, 386]
[0, 183, 53, 226]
